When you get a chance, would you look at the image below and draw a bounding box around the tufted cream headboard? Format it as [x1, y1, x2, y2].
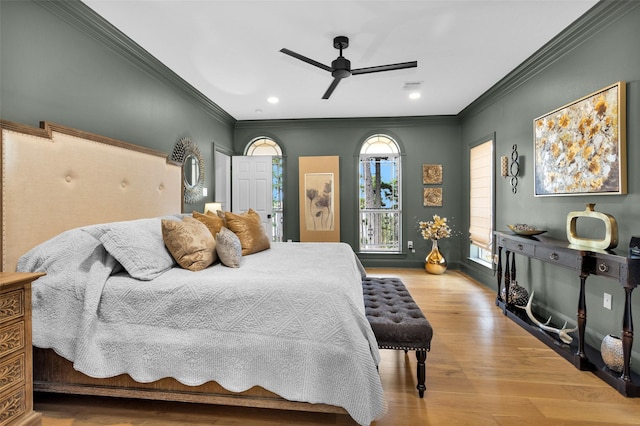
[1, 120, 183, 272]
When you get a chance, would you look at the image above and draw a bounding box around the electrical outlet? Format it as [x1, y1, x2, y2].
[604, 292, 612, 310]
[202, 187, 208, 197]
[407, 240, 413, 249]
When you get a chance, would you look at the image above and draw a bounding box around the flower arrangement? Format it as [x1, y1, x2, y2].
[418, 215, 452, 241]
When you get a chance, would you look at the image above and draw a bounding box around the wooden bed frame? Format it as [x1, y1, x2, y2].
[0, 120, 347, 416]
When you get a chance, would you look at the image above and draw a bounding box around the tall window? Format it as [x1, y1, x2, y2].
[359, 134, 401, 253]
[469, 139, 494, 266]
[246, 137, 284, 242]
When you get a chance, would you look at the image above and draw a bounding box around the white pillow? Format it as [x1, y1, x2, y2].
[85, 218, 176, 280]
[215, 227, 243, 268]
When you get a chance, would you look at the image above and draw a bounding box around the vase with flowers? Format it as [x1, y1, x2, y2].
[418, 215, 452, 274]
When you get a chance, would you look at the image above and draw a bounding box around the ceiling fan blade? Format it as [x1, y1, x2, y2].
[322, 77, 342, 99]
[351, 61, 417, 75]
[280, 48, 332, 72]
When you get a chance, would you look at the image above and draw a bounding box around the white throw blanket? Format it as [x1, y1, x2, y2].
[18, 220, 386, 425]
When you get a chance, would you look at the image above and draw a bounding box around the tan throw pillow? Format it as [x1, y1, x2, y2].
[215, 227, 242, 268]
[161, 216, 217, 271]
[192, 210, 225, 238]
[224, 209, 271, 255]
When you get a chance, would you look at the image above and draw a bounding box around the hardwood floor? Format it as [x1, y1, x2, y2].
[34, 268, 640, 425]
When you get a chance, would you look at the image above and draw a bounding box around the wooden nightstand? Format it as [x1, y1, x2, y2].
[1, 272, 43, 426]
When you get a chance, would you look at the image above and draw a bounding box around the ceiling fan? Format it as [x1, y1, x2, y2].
[280, 36, 417, 99]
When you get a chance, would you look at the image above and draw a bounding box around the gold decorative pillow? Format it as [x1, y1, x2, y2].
[161, 216, 217, 271]
[192, 210, 225, 238]
[223, 209, 271, 255]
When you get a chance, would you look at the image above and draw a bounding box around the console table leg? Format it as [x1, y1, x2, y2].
[496, 247, 503, 307]
[576, 274, 588, 362]
[622, 287, 634, 382]
[503, 251, 511, 315]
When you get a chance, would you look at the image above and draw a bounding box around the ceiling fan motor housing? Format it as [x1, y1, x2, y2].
[332, 57, 351, 78]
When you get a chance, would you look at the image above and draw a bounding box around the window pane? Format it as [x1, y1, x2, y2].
[247, 137, 282, 156]
[359, 156, 399, 210]
[360, 135, 399, 154]
[359, 134, 401, 253]
[272, 157, 283, 211]
[360, 211, 400, 251]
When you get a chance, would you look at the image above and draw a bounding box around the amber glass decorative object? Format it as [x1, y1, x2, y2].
[425, 239, 447, 274]
[566, 203, 618, 250]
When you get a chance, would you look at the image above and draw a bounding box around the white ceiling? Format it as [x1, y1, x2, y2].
[82, 0, 598, 121]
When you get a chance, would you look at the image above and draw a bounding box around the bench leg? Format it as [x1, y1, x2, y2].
[416, 349, 426, 397]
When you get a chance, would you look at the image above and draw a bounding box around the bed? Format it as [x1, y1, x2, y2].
[0, 120, 386, 425]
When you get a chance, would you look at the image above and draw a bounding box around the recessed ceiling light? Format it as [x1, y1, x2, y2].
[409, 92, 421, 100]
[267, 96, 279, 104]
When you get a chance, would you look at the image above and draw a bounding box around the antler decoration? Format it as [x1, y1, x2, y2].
[515, 291, 578, 344]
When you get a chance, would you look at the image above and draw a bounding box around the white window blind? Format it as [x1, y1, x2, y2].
[469, 141, 493, 251]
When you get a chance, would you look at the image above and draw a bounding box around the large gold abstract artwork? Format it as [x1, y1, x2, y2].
[534, 81, 626, 196]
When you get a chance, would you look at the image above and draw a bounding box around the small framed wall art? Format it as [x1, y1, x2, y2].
[422, 164, 443, 185]
[423, 188, 443, 207]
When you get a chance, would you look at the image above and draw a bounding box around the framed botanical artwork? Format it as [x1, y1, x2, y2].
[423, 188, 442, 207]
[533, 81, 626, 196]
[299, 156, 340, 242]
[303, 172, 335, 231]
[422, 164, 442, 185]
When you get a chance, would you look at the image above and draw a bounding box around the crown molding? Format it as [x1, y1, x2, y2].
[458, 0, 640, 120]
[235, 115, 459, 130]
[36, 0, 236, 127]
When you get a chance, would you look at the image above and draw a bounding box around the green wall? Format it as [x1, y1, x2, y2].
[4, 0, 640, 372]
[458, 2, 640, 366]
[234, 117, 460, 267]
[0, 0, 236, 213]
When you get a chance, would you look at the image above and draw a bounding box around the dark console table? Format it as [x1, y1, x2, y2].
[495, 231, 640, 397]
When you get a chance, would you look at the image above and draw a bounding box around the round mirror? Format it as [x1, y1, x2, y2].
[183, 154, 200, 188]
[171, 137, 205, 204]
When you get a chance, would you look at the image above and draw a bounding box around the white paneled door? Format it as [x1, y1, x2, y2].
[232, 155, 273, 240]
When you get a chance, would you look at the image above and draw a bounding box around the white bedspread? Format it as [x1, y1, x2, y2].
[18, 221, 386, 425]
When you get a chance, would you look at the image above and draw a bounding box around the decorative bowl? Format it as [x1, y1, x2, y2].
[507, 224, 547, 236]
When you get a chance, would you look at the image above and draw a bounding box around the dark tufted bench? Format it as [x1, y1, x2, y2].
[362, 276, 433, 397]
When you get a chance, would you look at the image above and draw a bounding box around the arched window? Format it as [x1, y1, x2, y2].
[246, 137, 284, 242]
[359, 134, 402, 252]
[246, 137, 282, 156]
